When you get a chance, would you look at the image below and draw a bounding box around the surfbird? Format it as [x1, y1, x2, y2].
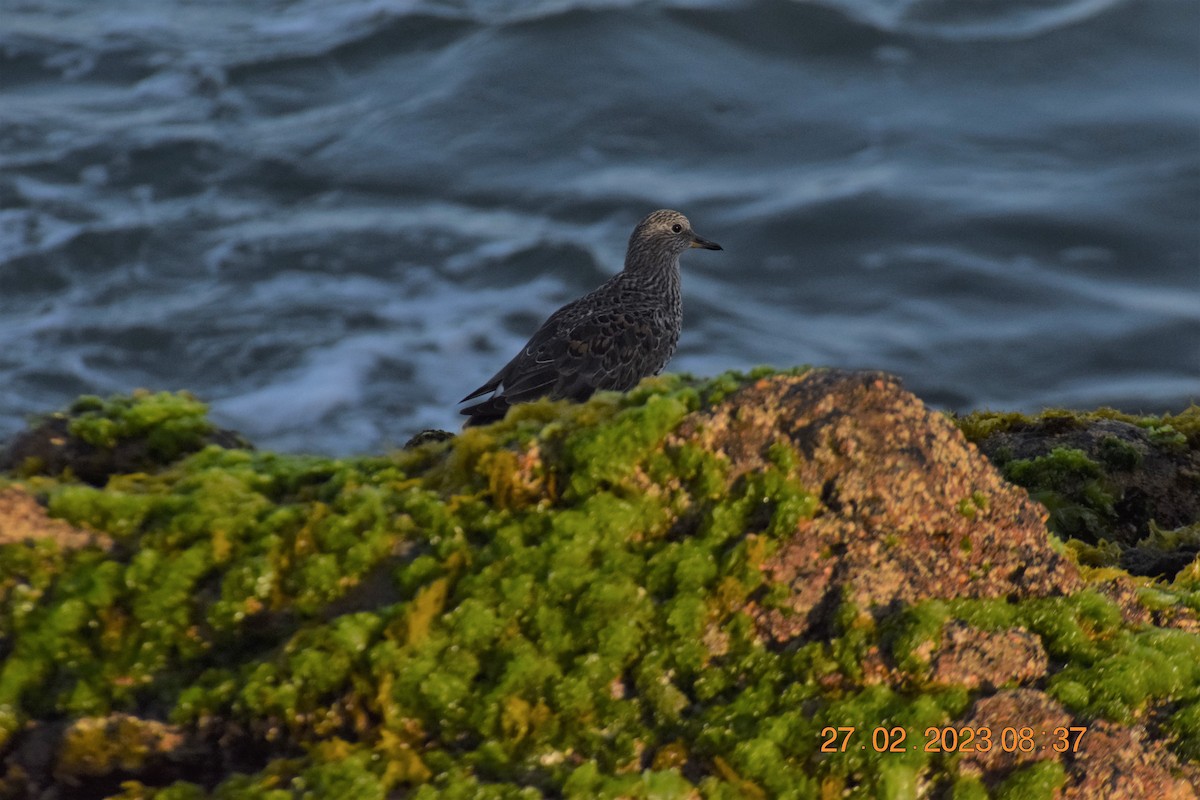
[459, 209, 722, 426]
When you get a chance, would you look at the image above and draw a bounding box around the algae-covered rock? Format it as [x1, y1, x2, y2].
[1, 390, 250, 486]
[958, 406, 1200, 578]
[0, 370, 1197, 799]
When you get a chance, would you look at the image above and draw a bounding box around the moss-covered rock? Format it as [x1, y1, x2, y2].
[958, 406, 1200, 578]
[1, 390, 249, 487]
[0, 370, 1197, 799]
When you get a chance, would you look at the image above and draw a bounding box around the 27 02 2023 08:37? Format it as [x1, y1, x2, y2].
[820, 725, 1088, 754]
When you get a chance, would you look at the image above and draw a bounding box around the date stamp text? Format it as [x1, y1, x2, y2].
[820, 725, 1087, 754]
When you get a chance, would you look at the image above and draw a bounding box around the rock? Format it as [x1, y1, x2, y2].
[1063, 720, 1198, 800]
[960, 405, 1200, 578]
[960, 690, 1197, 800]
[670, 370, 1079, 642]
[958, 689, 1074, 778]
[403, 429, 455, 449]
[1, 391, 248, 486]
[0, 486, 111, 550]
[0, 371, 1195, 798]
[929, 622, 1048, 691]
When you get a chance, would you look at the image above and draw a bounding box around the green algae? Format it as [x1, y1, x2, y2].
[957, 406, 1200, 583]
[942, 591, 1200, 729]
[993, 760, 1066, 800]
[1, 378, 1198, 798]
[957, 404, 1200, 449]
[4, 391, 240, 485]
[884, 592, 1200, 758]
[881, 600, 951, 676]
[950, 775, 989, 800]
[1000, 447, 1118, 541]
[65, 391, 214, 457]
[1069, 520, 1200, 574]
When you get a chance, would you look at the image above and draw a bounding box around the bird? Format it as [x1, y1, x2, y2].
[459, 209, 722, 426]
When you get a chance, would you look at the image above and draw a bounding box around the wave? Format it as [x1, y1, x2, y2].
[810, 0, 1129, 41]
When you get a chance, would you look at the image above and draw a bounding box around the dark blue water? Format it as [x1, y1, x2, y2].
[2, 0, 1197, 454]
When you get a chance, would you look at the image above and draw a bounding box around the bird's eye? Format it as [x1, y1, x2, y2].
[671, 223, 683, 233]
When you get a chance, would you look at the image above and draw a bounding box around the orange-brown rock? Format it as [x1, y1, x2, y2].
[960, 689, 1198, 799]
[929, 622, 1048, 691]
[672, 369, 1081, 642]
[0, 486, 110, 550]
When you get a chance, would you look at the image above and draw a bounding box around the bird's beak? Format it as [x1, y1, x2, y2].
[690, 234, 722, 251]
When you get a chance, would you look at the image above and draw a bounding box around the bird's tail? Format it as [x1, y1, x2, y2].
[460, 396, 510, 427]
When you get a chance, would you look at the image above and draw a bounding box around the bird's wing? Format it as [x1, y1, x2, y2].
[503, 307, 663, 403]
[494, 309, 587, 402]
[459, 299, 583, 405]
[460, 279, 670, 420]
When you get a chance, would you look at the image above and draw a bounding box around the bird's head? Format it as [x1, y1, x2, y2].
[626, 209, 722, 269]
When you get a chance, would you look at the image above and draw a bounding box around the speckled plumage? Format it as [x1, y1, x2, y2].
[460, 209, 722, 426]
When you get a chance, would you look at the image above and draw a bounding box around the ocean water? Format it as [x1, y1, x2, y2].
[1, 0, 1197, 454]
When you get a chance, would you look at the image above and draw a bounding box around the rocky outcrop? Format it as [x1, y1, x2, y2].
[1, 390, 248, 487]
[960, 405, 1200, 578]
[672, 371, 1080, 643]
[0, 370, 1196, 799]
